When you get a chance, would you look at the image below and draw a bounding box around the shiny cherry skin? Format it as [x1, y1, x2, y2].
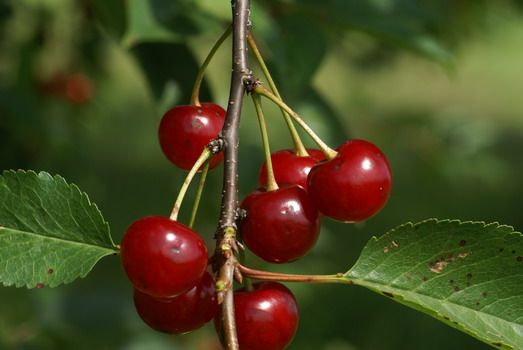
[240, 185, 320, 263]
[215, 282, 299, 350]
[133, 271, 218, 334]
[121, 216, 208, 298]
[259, 148, 324, 190]
[307, 139, 392, 222]
[201, 101, 226, 116]
[158, 103, 225, 170]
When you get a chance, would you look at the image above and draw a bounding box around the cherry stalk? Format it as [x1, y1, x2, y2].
[254, 85, 338, 160]
[190, 26, 232, 106]
[247, 33, 308, 157]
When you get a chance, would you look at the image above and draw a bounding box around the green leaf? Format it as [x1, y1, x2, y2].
[279, 0, 453, 65]
[345, 219, 523, 349]
[261, 14, 328, 97]
[0, 170, 118, 289]
[290, 86, 349, 145]
[90, 0, 127, 39]
[123, 0, 202, 47]
[131, 42, 212, 105]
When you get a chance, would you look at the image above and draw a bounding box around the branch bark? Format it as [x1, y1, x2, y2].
[214, 0, 250, 349]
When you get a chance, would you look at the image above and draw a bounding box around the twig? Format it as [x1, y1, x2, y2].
[213, 0, 251, 349]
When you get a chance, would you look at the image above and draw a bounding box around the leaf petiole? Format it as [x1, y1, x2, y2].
[237, 264, 349, 284]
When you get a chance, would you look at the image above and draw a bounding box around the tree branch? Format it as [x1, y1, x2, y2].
[213, 0, 250, 349]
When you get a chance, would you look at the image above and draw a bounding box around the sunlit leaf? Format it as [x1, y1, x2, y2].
[0, 170, 118, 289]
[346, 219, 523, 349]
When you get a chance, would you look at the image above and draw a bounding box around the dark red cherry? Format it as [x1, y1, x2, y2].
[307, 139, 392, 222]
[121, 216, 208, 298]
[63, 72, 94, 105]
[215, 282, 298, 350]
[37, 71, 94, 105]
[158, 103, 225, 170]
[240, 185, 320, 263]
[259, 148, 324, 189]
[133, 271, 218, 334]
[201, 102, 226, 116]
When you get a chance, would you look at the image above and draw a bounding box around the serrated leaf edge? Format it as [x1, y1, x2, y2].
[2, 169, 116, 248]
[360, 218, 519, 250]
[346, 218, 522, 350]
[350, 279, 515, 350]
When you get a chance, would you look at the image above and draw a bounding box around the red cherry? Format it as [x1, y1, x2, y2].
[121, 216, 208, 298]
[133, 271, 218, 334]
[307, 139, 392, 222]
[201, 102, 227, 116]
[259, 148, 324, 189]
[240, 186, 320, 263]
[63, 73, 94, 104]
[37, 71, 94, 105]
[158, 103, 225, 170]
[215, 282, 298, 350]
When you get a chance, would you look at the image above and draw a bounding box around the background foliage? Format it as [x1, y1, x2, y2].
[1, 0, 522, 349]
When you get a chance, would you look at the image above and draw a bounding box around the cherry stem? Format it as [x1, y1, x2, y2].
[169, 147, 212, 221]
[237, 247, 254, 290]
[188, 160, 210, 228]
[255, 85, 338, 160]
[247, 33, 308, 157]
[190, 25, 233, 106]
[252, 93, 279, 191]
[238, 264, 350, 284]
[245, 277, 254, 291]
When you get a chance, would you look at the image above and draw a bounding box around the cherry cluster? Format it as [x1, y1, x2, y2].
[120, 103, 225, 335]
[120, 101, 300, 348]
[119, 28, 392, 350]
[243, 139, 392, 263]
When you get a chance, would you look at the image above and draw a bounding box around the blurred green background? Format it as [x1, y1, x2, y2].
[1, 0, 522, 349]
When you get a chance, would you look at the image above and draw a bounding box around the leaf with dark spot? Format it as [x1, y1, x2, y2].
[0, 170, 118, 289]
[344, 219, 523, 349]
